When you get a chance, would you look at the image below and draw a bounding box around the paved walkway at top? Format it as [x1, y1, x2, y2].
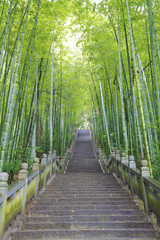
[13, 129, 159, 240]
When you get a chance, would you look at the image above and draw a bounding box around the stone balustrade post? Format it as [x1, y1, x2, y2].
[47, 151, 53, 165]
[41, 154, 47, 166]
[18, 163, 28, 213]
[98, 149, 102, 162]
[121, 152, 127, 164]
[56, 156, 60, 173]
[0, 172, 9, 238]
[115, 150, 120, 160]
[18, 163, 28, 180]
[109, 150, 116, 172]
[140, 159, 150, 213]
[32, 158, 40, 172]
[48, 151, 53, 177]
[120, 152, 126, 184]
[52, 150, 57, 174]
[65, 148, 68, 161]
[141, 159, 150, 177]
[59, 157, 65, 173]
[129, 155, 136, 196]
[129, 156, 136, 169]
[110, 149, 116, 158]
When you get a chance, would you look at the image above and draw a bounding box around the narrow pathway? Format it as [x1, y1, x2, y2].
[13, 130, 158, 239]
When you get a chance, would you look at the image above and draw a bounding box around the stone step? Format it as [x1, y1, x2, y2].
[36, 200, 136, 205]
[47, 185, 120, 190]
[50, 183, 120, 186]
[46, 189, 125, 193]
[14, 238, 156, 240]
[33, 205, 138, 210]
[22, 221, 153, 230]
[39, 195, 131, 200]
[40, 193, 129, 198]
[52, 175, 115, 178]
[30, 209, 142, 216]
[48, 180, 121, 183]
[54, 173, 113, 177]
[47, 186, 122, 190]
[13, 229, 158, 239]
[37, 197, 132, 203]
[24, 215, 148, 223]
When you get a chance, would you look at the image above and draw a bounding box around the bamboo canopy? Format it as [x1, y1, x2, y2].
[0, 0, 160, 182]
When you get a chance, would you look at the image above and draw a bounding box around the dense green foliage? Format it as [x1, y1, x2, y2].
[0, 0, 160, 181]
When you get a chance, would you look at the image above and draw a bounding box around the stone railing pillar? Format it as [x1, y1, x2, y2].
[140, 159, 150, 213]
[18, 163, 28, 180]
[48, 151, 53, 177]
[0, 172, 9, 238]
[129, 156, 136, 169]
[32, 158, 40, 172]
[141, 159, 150, 177]
[59, 156, 65, 173]
[41, 154, 47, 166]
[129, 155, 136, 196]
[56, 156, 60, 173]
[115, 150, 120, 160]
[121, 152, 127, 164]
[47, 151, 53, 165]
[18, 163, 29, 213]
[110, 149, 116, 158]
[52, 150, 57, 174]
[0, 172, 8, 194]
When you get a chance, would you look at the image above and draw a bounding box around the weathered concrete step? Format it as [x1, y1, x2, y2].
[24, 215, 148, 223]
[54, 173, 112, 177]
[42, 192, 128, 196]
[67, 170, 102, 173]
[16, 238, 156, 240]
[52, 182, 119, 185]
[40, 193, 129, 199]
[22, 221, 153, 230]
[54, 174, 109, 177]
[33, 205, 138, 210]
[46, 190, 125, 194]
[13, 229, 158, 239]
[52, 175, 115, 178]
[48, 177, 123, 182]
[46, 180, 123, 184]
[54, 175, 113, 177]
[50, 184, 120, 187]
[55, 174, 114, 177]
[38, 197, 132, 203]
[48, 186, 122, 190]
[39, 195, 131, 200]
[37, 200, 135, 205]
[30, 209, 142, 216]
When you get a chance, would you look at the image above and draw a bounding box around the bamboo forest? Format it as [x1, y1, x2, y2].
[1, 0, 160, 239]
[1, 0, 160, 181]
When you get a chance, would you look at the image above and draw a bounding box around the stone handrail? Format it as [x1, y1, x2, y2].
[106, 156, 160, 224]
[0, 130, 77, 238]
[0, 159, 54, 238]
[91, 131, 160, 225]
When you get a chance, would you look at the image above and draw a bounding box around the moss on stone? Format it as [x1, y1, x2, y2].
[5, 191, 22, 227]
[26, 179, 36, 202]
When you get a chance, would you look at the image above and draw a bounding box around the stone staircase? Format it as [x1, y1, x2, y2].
[13, 130, 159, 239]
